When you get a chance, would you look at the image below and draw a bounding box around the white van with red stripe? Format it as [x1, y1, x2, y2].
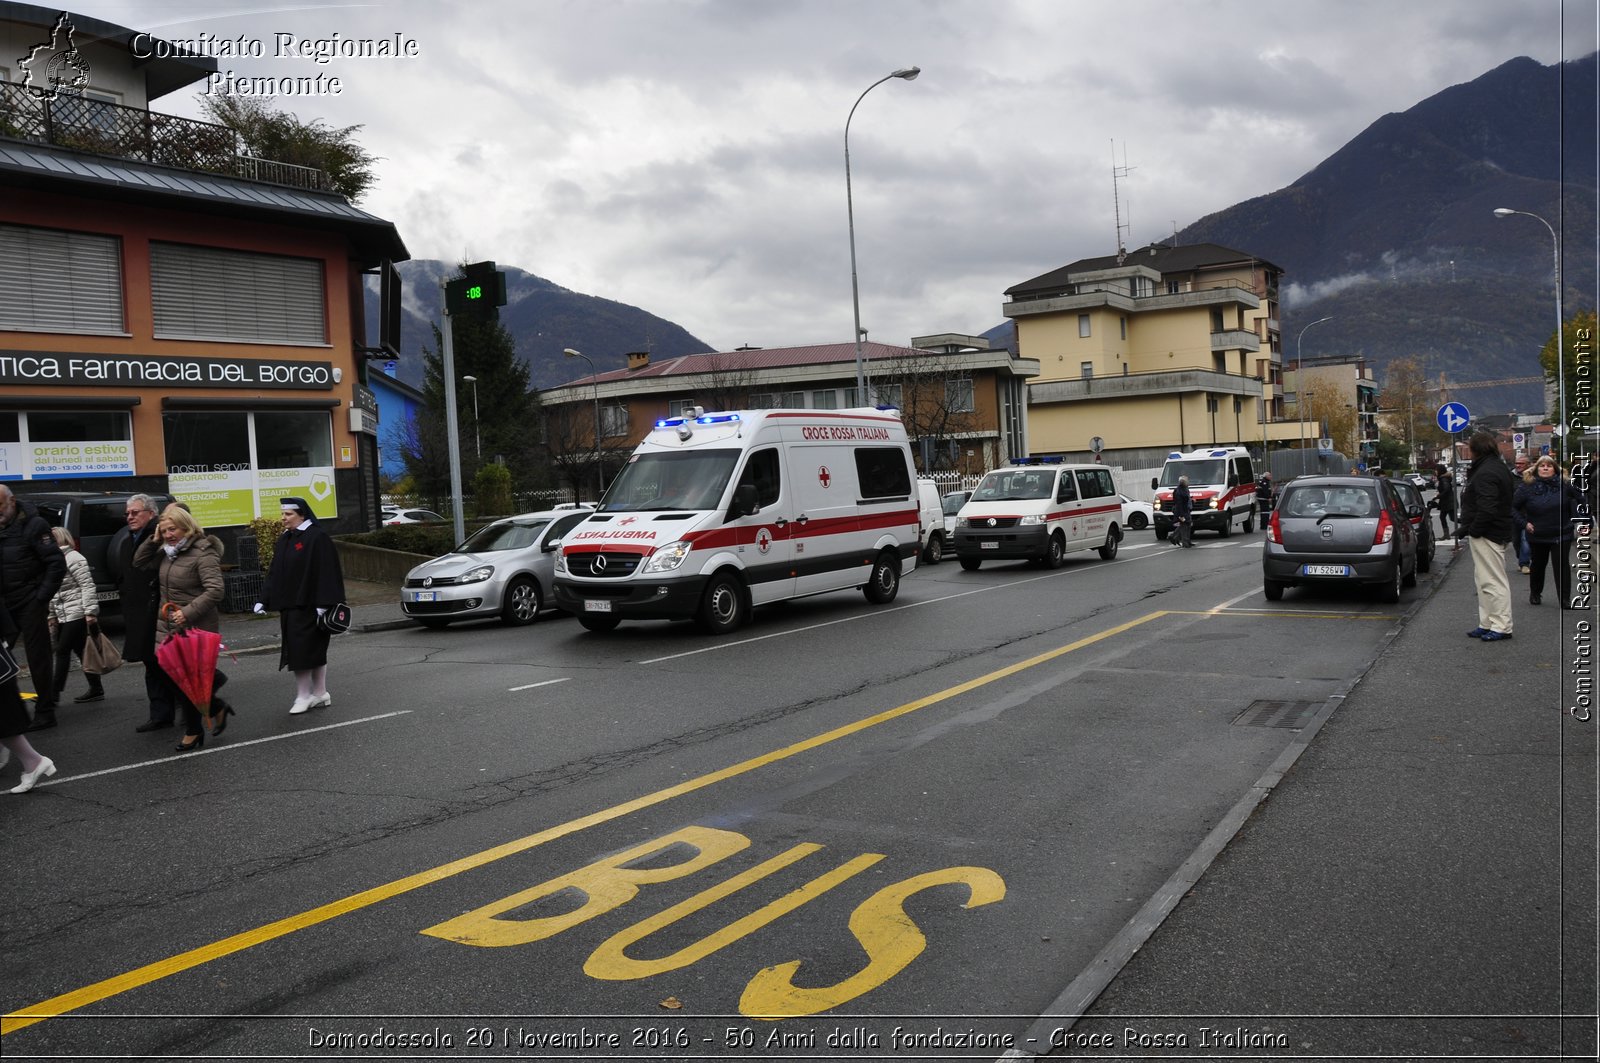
[951, 459, 1124, 569]
[1150, 446, 1258, 539]
[552, 408, 920, 634]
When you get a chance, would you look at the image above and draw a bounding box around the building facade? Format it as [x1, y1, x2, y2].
[0, 5, 407, 534]
[1004, 242, 1296, 469]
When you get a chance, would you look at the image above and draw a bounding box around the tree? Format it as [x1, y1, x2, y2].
[1538, 309, 1599, 431]
[199, 95, 377, 201]
[868, 348, 979, 471]
[1380, 356, 1449, 466]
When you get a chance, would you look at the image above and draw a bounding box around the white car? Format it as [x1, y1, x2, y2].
[1119, 493, 1154, 531]
[401, 508, 594, 628]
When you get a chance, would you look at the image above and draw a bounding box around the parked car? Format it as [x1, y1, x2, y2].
[384, 508, 446, 525]
[401, 508, 594, 628]
[916, 479, 946, 563]
[1118, 493, 1154, 530]
[1386, 477, 1434, 573]
[1263, 475, 1418, 603]
[23, 490, 174, 616]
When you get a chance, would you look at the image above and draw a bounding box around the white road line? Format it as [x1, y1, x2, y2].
[508, 678, 571, 692]
[25, 711, 414, 790]
[1208, 587, 1261, 612]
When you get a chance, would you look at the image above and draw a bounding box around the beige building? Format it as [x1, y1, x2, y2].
[1285, 356, 1380, 467]
[1004, 242, 1299, 469]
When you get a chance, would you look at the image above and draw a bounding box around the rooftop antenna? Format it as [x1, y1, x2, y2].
[1111, 140, 1134, 264]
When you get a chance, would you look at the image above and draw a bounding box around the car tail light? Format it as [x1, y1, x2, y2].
[1373, 510, 1395, 545]
[1268, 508, 1283, 544]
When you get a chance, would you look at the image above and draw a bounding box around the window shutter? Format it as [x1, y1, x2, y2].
[150, 242, 326, 344]
[0, 224, 125, 334]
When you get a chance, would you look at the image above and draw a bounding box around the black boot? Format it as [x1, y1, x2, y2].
[1530, 591, 1542, 605]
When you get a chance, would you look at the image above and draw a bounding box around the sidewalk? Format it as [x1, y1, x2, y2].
[1043, 544, 1598, 1056]
[218, 576, 414, 654]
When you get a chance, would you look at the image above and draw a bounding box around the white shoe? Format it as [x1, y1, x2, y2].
[310, 692, 331, 708]
[289, 697, 313, 716]
[11, 756, 56, 794]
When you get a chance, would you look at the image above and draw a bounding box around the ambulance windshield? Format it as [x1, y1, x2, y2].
[973, 469, 1054, 501]
[1158, 459, 1226, 488]
[600, 450, 739, 513]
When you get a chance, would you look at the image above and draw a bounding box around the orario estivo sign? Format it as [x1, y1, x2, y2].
[0, 351, 335, 389]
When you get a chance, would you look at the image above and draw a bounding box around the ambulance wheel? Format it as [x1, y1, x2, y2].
[1045, 532, 1066, 568]
[698, 571, 747, 634]
[864, 551, 901, 604]
[578, 615, 620, 633]
[923, 532, 944, 564]
[1098, 528, 1119, 560]
[1217, 514, 1232, 538]
[960, 557, 982, 571]
[1243, 507, 1255, 534]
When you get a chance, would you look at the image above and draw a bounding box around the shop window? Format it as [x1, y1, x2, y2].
[0, 224, 125, 335]
[163, 411, 251, 471]
[150, 242, 326, 345]
[0, 412, 21, 443]
[28, 410, 131, 443]
[256, 410, 333, 469]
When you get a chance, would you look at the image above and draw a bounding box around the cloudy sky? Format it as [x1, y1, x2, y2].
[83, 0, 1595, 353]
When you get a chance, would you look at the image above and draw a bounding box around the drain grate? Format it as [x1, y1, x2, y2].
[1233, 699, 1324, 728]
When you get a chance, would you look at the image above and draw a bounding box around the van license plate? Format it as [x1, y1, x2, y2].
[412, 591, 437, 602]
[981, 541, 999, 550]
[585, 600, 613, 613]
[95, 589, 119, 602]
[1302, 564, 1350, 576]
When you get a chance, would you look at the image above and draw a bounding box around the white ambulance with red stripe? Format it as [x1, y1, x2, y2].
[552, 408, 920, 634]
[1150, 446, 1259, 539]
[951, 459, 1124, 569]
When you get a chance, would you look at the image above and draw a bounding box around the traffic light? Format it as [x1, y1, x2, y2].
[445, 260, 507, 317]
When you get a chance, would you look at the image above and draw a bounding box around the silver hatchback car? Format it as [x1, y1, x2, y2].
[1263, 476, 1418, 603]
[401, 508, 593, 628]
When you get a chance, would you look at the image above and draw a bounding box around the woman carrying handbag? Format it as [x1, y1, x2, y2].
[134, 505, 234, 752]
[46, 525, 104, 706]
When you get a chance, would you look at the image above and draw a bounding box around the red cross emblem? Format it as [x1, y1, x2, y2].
[293, 541, 304, 551]
[619, 516, 637, 526]
[817, 466, 832, 489]
[755, 528, 773, 554]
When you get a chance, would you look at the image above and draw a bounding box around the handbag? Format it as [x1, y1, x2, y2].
[83, 626, 124, 675]
[0, 641, 18, 684]
[317, 602, 352, 635]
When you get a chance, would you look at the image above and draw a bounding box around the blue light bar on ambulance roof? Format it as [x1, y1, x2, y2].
[1208, 449, 1230, 457]
[1168, 452, 1183, 459]
[1013, 456, 1062, 465]
[695, 413, 741, 425]
[654, 417, 686, 429]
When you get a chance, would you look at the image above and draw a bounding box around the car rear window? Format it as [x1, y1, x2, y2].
[80, 500, 127, 537]
[1281, 485, 1378, 518]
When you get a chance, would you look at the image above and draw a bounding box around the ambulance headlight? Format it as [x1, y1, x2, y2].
[1018, 514, 1046, 525]
[553, 551, 568, 575]
[643, 540, 691, 574]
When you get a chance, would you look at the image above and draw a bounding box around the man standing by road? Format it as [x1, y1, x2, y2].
[0, 485, 67, 728]
[1434, 464, 1458, 541]
[118, 494, 173, 732]
[1460, 431, 1516, 642]
[1173, 476, 1194, 548]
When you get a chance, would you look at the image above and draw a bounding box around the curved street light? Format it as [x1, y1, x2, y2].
[1493, 207, 1563, 456]
[1295, 316, 1334, 474]
[845, 65, 920, 400]
[563, 348, 603, 500]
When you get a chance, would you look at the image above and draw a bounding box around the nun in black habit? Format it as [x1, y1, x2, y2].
[257, 497, 347, 715]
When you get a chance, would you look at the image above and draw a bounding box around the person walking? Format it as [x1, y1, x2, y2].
[0, 484, 66, 730]
[1459, 431, 1517, 641]
[1434, 465, 1458, 541]
[118, 494, 173, 732]
[1512, 456, 1588, 608]
[134, 505, 233, 752]
[45, 526, 104, 707]
[1172, 476, 1194, 548]
[2, 595, 57, 794]
[257, 497, 347, 715]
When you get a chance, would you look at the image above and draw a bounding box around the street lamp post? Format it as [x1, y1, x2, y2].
[563, 348, 603, 500]
[461, 375, 480, 459]
[845, 65, 920, 401]
[1295, 315, 1334, 474]
[1493, 207, 1563, 457]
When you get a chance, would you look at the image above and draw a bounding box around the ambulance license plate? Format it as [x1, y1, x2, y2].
[981, 541, 999, 550]
[1302, 564, 1349, 577]
[412, 591, 437, 602]
[585, 599, 613, 613]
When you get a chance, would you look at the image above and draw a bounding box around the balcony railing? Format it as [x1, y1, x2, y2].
[0, 83, 333, 192]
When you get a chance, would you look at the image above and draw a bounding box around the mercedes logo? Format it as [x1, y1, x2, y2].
[593, 554, 608, 572]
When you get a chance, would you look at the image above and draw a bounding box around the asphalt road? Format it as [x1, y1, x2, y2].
[0, 525, 1437, 1059]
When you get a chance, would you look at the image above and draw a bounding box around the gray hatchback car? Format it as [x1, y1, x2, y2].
[1263, 476, 1419, 602]
[401, 508, 593, 628]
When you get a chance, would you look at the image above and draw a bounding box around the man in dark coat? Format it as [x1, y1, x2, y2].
[1459, 431, 1516, 641]
[257, 497, 346, 715]
[1434, 464, 1458, 541]
[116, 494, 174, 732]
[0, 485, 67, 729]
[1172, 476, 1194, 548]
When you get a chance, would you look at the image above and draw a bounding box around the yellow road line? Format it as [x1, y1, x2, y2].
[2, 611, 1168, 1035]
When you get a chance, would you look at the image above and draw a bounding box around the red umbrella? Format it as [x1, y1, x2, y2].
[155, 619, 223, 717]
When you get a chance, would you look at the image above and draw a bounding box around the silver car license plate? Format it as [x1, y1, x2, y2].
[412, 591, 437, 602]
[1302, 564, 1350, 576]
[585, 599, 613, 613]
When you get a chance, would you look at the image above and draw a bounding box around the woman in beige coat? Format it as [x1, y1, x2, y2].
[46, 526, 104, 705]
[134, 506, 233, 751]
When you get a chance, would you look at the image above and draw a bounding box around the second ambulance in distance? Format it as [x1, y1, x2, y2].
[552, 407, 921, 634]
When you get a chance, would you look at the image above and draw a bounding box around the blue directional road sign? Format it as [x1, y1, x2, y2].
[1437, 401, 1470, 434]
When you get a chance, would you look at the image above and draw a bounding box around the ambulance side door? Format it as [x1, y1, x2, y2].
[1053, 469, 1083, 547]
[730, 446, 796, 607]
[785, 443, 864, 596]
[1076, 467, 1116, 545]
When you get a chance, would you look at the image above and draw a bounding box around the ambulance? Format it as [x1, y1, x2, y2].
[951, 458, 1124, 569]
[552, 407, 921, 634]
[1150, 445, 1258, 539]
